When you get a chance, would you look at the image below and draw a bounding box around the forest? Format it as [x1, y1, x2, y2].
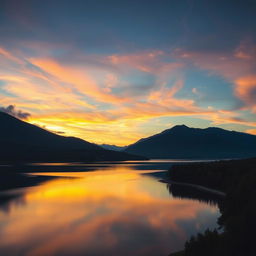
[169, 158, 256, 256]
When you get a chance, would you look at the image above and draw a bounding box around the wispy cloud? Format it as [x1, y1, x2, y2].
[174, 43, 256, 113]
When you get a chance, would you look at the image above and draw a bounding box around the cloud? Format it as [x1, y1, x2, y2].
[29, 57, 129, 104]
[175, 48, 254, 81]
[109, 50, 167, 73]
[202, 110, 256, 131]
[174, 44, 256, 113]
[0, 105, 31, 119]
[234, 76, 256, 112]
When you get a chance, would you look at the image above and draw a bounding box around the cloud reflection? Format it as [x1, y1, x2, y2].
[0, 168, 219, 256]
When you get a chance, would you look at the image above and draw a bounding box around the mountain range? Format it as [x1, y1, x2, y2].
[99, 144, 127, 151]
[1, 111, 256, 162]
[124, 125, 256, 159]
[0, 112, 144, 162]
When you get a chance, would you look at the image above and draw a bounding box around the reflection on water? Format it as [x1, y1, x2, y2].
[0, 161, 220, 256]
[167, 183, 223, 207]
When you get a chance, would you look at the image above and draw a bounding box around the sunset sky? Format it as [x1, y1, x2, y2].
[0, 0, 256, 145]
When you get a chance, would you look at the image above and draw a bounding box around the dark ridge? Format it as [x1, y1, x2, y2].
[0, 112, 146, 163]
[124, 125, 256, 159]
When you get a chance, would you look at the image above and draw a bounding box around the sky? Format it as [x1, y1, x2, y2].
[0, 0, 256, 145]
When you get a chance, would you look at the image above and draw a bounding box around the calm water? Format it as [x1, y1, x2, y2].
[0, 160, 220, 256]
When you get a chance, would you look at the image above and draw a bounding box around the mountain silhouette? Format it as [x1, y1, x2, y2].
[124, 125, 256, 159]
[0, 112, 144, 162]
[99, 144, 127, 151]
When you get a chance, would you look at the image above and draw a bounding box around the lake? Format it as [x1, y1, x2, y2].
[0, 160, 220, 256]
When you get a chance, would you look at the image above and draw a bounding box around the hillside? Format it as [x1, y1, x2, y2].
[124, 125, 256, 159]
[0, 112, 144, 162]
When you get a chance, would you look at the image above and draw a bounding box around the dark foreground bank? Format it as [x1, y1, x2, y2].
[169, 157, 256, 256]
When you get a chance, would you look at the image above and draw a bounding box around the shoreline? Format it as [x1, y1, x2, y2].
[160, 179, 226, 197]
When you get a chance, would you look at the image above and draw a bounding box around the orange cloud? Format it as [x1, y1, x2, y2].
[176, 49, 254, 81]
[29, 58, 129, 104]
[175, 46, 256, 115]
[235, 76, 256, 112]
[148, 80, 183, 102]
[199, 109, 256, 132]
[107, 80, 210, 123]
[1, 77, 95, 110]
[109, 50, 183, 75]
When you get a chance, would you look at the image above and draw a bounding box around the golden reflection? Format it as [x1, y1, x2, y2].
[0, 167, 219, 256]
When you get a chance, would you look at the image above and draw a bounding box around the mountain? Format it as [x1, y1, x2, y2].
[99, 144, 127, 151]
[0, 112, 145, 162]
[124, 125, 256, 159]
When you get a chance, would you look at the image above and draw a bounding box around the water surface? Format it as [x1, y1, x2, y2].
[0, 160, 220, 256]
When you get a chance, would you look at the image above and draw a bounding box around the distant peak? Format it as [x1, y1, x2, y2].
[159, 124, 189, 135]
[171, 124, 189, 130]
